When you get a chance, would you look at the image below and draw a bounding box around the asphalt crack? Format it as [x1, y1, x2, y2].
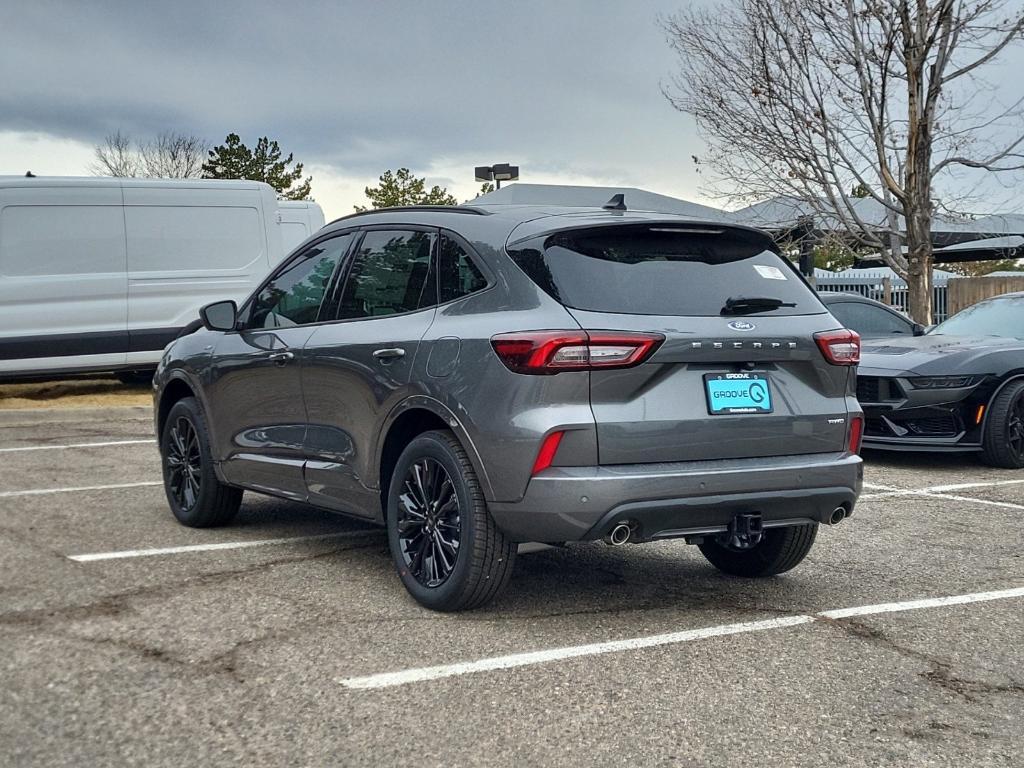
[819, 616, 1024, 703]
[0, 540, 381, 629]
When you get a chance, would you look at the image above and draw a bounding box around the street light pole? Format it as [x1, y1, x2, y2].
[475, 163, 519, 191]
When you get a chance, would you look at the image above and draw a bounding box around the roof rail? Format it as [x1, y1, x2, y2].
[328, 205, 490, 226]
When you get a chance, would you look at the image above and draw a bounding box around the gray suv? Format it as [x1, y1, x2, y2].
[154, 202, 864, 610]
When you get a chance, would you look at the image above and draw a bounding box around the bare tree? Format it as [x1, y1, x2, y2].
[91, 130, 139, 177]
[139, 132, 207, 178]
[91, 131, 207, 179]
[664, 0, 1024, 323]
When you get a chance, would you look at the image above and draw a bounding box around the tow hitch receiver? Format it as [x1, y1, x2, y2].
[727, 512, 764, 550]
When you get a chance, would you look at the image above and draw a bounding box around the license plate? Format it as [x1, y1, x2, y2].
[704, 373, 773, 414]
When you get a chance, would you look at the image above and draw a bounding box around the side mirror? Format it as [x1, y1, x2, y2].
[199, 300, 238, 332]
[912, 323, 927, 336]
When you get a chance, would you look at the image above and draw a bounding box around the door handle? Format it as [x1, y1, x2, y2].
[373, 347, 406, 362]
[268, 351, 295, 366]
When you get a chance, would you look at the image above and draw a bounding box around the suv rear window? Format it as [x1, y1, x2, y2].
[508, 224, 824, 316]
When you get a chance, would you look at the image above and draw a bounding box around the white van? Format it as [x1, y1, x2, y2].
[0, 176, 324, 380]
[278, 199, 327, 252]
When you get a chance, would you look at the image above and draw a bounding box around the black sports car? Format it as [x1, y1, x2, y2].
[857, 292, 1024, 467]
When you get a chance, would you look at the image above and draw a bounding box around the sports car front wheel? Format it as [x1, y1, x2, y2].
[981, 380, 1024, 469]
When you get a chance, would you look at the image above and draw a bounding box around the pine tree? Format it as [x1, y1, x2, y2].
[202, 133, 312, 200]
[356, 168, 457, 211]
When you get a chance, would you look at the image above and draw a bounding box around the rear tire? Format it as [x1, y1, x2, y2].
[387, 430, 516, 611]
[160, 397, 242, 527]
[980, 380, 1024, 469]
[698, 524, 817, 577]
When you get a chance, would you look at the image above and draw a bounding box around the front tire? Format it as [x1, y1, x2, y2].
[698, 524, 817, 577]
[981, 380, 1024, 469]
[387, 430, 516, 611]
[160, 397, 242, 527]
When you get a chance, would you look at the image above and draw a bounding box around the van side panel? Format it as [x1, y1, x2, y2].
[277, 201, 326, 254]
[0, 185, 128, 374]
[124, 186, 272, 363]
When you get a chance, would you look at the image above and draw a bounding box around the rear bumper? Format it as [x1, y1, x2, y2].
[488, 452, 863, 543]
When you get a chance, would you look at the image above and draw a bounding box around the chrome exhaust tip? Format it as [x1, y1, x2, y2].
[605, 522, 632, 546]
[828, 506, 847, 525]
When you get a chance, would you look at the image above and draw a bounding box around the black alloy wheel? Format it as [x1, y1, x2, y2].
[386, 430, 516, 611]
[160, 396, 242, 527]
[981, 380, 1024, 469]
[1008, 395, 1024, 461]
[166, 415, 202, 512]
[396, 457, 461, 587]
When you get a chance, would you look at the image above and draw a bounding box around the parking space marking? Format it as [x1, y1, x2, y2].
[906, 491, 1024, 511]
[339, 585, 1024, 690]
[861, 479, 1024, 509]
[0, 481, 161, 498]
[0, 439, 154, 453]
[340, 616, 816, 690]
[819, 586, 1024, 619]
[68, 530, 380, 562]
[925, 479, 1024, 493]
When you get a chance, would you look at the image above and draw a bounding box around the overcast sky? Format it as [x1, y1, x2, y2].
[0, 0, 707, 219]
[2, 1, 1021, 221]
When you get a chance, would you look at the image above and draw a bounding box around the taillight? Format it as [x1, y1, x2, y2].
[532, 431, 565, 475]
[848, 415, 864, 454]
[814, 329, 861, 365]
[490, 331, 664, 374]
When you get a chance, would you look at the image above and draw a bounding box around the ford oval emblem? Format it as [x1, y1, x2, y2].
[728, 320, 756, 331]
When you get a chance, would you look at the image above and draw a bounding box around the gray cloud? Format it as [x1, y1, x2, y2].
[1, 0, 703, 192]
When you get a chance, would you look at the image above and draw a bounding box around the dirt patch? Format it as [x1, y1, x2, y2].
[0, 378, 153, 409]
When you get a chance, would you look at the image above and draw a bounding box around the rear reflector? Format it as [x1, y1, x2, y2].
[532, 431, 565, 475]
[491, 331, 664, 374]
[848, 415, 864, 454]
[814, 329, 861, 365]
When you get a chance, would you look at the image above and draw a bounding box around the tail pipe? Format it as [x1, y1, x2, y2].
[828, 506, 848, 525]
[604, 522, 634, 546]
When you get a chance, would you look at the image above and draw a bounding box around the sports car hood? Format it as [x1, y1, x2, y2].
[859, 334, 1024, 377]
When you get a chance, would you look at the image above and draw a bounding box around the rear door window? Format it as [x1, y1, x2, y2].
[337, 229, 436, 319]
[508, 224, 824, 316]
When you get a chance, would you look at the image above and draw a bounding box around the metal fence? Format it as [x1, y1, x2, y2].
[813, 274, 949, 323]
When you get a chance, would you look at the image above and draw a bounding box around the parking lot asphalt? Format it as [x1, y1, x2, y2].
[1, 406, 1022, 767]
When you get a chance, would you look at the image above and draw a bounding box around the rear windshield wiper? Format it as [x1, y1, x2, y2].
[721, 296, 796, 315]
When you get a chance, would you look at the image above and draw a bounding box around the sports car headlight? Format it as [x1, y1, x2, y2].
[907, 375, 981, 389]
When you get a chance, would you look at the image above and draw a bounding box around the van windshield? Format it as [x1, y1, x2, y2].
[508, 225, 824, 317]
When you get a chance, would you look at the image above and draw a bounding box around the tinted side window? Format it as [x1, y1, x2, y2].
[439, 234, 487, 302]
[829, 301, 912, 336]
[248, 234, 351, 328]
[338, 230, 435, 319]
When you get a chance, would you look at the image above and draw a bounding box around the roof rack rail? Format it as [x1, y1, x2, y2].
[328, 205, 490, 226]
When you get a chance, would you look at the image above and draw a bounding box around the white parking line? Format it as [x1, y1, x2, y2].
[860, 478, 1024, 507]
[819, 586, 1024, 619]
[68, 530, 379, 562]
[0, 439, 155, 453]
[0, 481, 161, 498]
[340, 616, 816, 690]
[925, 479, 1024, 493]
[909, 491, 1024, 511]
[338, 585, 1024, 690]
